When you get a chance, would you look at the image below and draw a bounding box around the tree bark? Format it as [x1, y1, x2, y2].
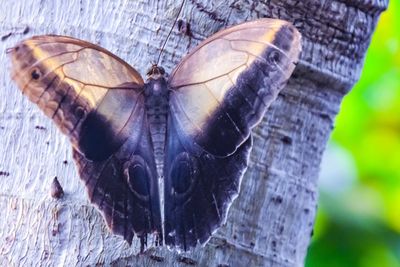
[0, 0, 387, 266]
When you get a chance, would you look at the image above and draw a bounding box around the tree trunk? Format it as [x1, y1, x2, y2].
[0, 0, 387, 266]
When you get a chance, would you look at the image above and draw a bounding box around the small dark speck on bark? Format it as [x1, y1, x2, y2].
[63, 160, 68, 165]
[43, 250, 49, 260]
[271, 196, 283, 204]
[23, 26, 30, 34]
[2, 26, 29, 41]
[177, 19, 192, 37]
[1, 33, 12, 41]
[52, 224, 60, 236]
[319, 113, 331, 121]
[0, 171, 10, 176]
[50, 177, 64, 199]
[281, 136, 293, 145]
[35, 125, 46, 130]
[218, 264, 230, 267]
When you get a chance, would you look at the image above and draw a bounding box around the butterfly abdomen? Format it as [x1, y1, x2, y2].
[144, 76, 169, 178]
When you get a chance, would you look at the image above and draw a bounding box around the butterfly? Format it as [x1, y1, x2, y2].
[8, 18, 301, 251]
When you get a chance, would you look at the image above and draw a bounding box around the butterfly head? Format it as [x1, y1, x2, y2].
[146, 64, 165, 80]
[145, 64, 168, 96]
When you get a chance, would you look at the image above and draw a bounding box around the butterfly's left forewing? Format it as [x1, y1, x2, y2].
[9, 35, 162, 247]
[165, 19, 301, 249]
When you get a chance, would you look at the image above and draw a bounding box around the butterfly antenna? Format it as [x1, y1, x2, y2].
[156, 0, 186, 65]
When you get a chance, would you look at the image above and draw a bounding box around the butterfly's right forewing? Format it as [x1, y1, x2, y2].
[169, 19, 301, 157]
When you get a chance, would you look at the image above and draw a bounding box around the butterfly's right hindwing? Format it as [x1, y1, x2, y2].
[164, 115, 252, 250]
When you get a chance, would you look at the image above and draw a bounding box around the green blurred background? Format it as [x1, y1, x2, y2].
[305, 1, 400, 267]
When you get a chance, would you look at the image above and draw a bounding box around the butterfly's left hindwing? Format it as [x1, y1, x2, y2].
[165, 18, 301, 249]
[9, 35, 162, 246]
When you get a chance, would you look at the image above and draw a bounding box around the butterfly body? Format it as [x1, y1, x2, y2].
[8, 19, 301, 251]
[144, 71, 169, 177]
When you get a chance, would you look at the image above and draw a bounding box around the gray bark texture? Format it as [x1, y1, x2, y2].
[0, 0, 387, 266]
